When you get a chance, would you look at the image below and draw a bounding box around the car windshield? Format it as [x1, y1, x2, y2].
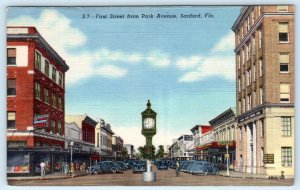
[135, 161, 146, 165]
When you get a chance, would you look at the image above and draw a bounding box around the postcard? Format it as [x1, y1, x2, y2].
[6, 5, 294, 186]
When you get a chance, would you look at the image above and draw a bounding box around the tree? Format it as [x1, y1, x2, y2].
[121, 147, 129, 160]
[138, 145, 156, 160]
[156, 145, 165, 160]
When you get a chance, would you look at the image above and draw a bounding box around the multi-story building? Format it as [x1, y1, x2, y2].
[7, 26, 69, 176]
[209, 108, 237, 169]
[177, 135, 194, 160]
[232, 5, 294, 177]
[112, 135, 124, 161]
[191, 125, 212, 160]
[95, 119, 115, 160]
[65, 115, 99, 164]
[123, 144, 135, 159]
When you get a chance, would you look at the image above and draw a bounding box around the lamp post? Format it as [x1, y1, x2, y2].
[226, 144, 229, 176]
[70, 141, 74, 162]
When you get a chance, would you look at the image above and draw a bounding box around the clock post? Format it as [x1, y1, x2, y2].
[141, 100, 157, 182]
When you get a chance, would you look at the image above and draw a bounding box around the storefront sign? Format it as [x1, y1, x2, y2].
[264, 154, 274, 164]
[34, 114, 49, 128]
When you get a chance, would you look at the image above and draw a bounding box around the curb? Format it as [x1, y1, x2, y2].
[7, 173, 89, 181]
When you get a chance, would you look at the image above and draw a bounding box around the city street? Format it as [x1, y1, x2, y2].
[8, 167, 293, 186]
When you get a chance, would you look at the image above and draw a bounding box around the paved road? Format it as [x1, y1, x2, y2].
[8, 167, 293, 186]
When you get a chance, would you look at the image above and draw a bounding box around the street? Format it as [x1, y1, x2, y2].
[8, 167, 293, 186]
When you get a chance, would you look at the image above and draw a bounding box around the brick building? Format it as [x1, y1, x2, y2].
[7, 26, 69, 176]
[232, 6, 294, 177]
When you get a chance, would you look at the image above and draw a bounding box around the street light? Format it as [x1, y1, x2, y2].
[70, 141, 74, 162]
[226, 144, 229, 176]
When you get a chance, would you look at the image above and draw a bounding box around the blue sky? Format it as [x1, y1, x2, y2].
[7, 6, 241, 148]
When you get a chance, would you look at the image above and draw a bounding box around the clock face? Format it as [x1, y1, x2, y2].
[143, 118, 155, 129]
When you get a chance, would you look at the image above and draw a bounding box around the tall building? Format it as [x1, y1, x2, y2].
[7, 26, 69, 176]
[232, 6, 294, 177]
[112, 135, 124, 161]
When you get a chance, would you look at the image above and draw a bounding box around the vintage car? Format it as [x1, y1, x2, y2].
[132, 160, 147, 173]
[180, 160, 195, 172]
[156, 160, 168, 170]
[189, 161, 219, 175]
[88, 164, 102, 175]
[97, 161, 121, 174]
[116, 161, 129, 171]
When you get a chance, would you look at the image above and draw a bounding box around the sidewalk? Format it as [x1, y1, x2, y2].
[219, 170, 268, 179]
[7, 170, 88, 181]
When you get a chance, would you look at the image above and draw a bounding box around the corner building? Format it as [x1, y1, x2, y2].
[232, 6, 294, 177]
[7, 27, 69, 176]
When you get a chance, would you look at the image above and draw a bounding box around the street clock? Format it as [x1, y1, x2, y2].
[141, 100, 157, 146]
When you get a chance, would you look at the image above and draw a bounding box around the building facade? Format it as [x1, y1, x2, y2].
[123, 144, 135, 159]
[191, 125, 213, 160]
[7, 26, 69, 176]
[95, 119, 115, 160]
[232, 5, 294, 177]
[112, 135, 124, 161]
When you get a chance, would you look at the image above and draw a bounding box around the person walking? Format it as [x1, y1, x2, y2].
[64, 162, 69, 176]
[175, 160, 180, 177]
[70, 162, 75, 178]
[40, 160, 46, 178]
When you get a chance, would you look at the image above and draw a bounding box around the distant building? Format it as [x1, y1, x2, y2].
[191, 125, 213, 160]
[232, 5, 294, 177]
[177, 135, 194, 160]
[6, 26, 69, 176]
[95, 119, 115, 160]
[112, 135, 124, 161]
[124, 144, 134, 159]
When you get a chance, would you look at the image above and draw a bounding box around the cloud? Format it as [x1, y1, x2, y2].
[211, 31, 235, 53]
[147, 50, 171, 68]
[96, 48, 142, 64]
[95, 65, 127, 78]
[178, 55, 235, 82]
[175, 56, 202, 70]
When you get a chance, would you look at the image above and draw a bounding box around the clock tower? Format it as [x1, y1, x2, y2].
[141, 100, 157, 147]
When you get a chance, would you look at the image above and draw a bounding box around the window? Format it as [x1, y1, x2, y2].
[259, 58, 263, 76]
[259, 87, 263, 104]
[35, 51, 41, 70]
[253, 64, 256, 81]
[247, 43, 251, 61]
[7, 79, 16, 96]
[279, 53, 289, 73]
[35, 82, 41, 99]
[277, 6, 288, 12]
[258, 6, 262, 16]
[58, 122, 62, 135]
[247, 16, 250, 32]
[280, 83, 290, 103]
[243, 97, 246, 112]
[52, 93, 56, 107]
[237, 54, 241, 69]
[252, 36, 255, 54]
[7, 112, 16, 129]
[58, 97, 62, 110]
[260, 119, 264, 137]
[247, 69, 252, 85]
[238, 100, 241, 114]
[239, 127, 242, 141]
[7, 48, 16, 65]
[44, 88, 49, 103]
[52, 66, 57, 81]
[97, 133, 100, 147]
[278, 22, 289, 42]
[253, 91, 257, 107]
[238, 78, 241, 92]
[258, 28, 262, 48]
[247, 94, 252, 111]
[51, 120, 55, 134]
[281, 117, 292, 136]
[261, 147, 264, 166]
[45, 60, 50, 76]
[58, 73, 63, 87]
[281, 147, 292, 167]
[241, 49, 244, 65]
[251, 11, 255, 25]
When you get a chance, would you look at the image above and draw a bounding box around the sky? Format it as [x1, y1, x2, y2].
[7, 6, 241, 149]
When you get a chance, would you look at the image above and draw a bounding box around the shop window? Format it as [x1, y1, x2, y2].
[7, 48, 16, 65]
[7, 152, 30, 174]
[7, 79, 16, 96]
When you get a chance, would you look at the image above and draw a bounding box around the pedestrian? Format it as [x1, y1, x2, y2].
[64, 162, 69, 176]
[175, 160, 180, 177]
[70, 162, 75, 178]
[40, 160, 46, 178]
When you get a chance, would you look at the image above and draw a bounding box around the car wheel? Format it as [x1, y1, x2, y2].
[215, 170, 219, 175]
[93, 170, 99, 175]
[204, 170, 208, 176]
[111, 168, 117, 174]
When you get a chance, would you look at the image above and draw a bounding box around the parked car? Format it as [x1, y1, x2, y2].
[156, 160, 168, 170]
[88, 164, 102, 175]
[116, 161, 129, 171]
[124, 160, 136, 169]
[169, 160, 177, 169]
[190, 161, 219, 175]
[132, 160, 147, 173]
[98, 161, 121, 174]
[180, 160, 195, 172]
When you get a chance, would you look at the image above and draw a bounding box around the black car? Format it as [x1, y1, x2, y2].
[88, 164, 102, 175]
[98, 161, 121, 174]
[132, 160, 147, 173]
[116, 161, 129, 171]
[156, 160, 168, 170]
[169, 160, 177, 169]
